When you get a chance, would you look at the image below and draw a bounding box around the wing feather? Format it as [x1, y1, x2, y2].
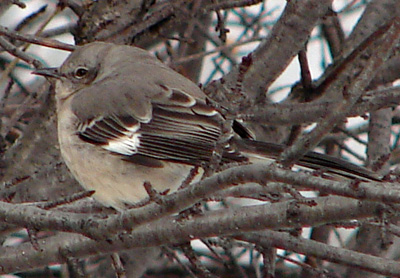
[76, 94, 245, 165]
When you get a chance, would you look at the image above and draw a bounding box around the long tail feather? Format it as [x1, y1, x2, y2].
[234, 139, 381, 182]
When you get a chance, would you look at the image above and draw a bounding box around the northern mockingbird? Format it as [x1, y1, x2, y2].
[33, 42, 380, 210]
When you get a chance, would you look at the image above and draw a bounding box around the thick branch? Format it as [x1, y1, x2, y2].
[238, 231, 400, 276]
[0, 196, 381, 274]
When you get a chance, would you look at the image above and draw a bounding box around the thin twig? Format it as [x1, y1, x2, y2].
[0, 26, 75, 51]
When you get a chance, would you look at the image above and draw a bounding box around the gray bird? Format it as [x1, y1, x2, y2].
[33, 42, 380, 210]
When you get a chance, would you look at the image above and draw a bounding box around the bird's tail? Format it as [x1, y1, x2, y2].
[233, 138, 382, 182]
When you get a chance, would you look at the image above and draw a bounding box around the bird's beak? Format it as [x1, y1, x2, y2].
[32, 67, 62, 79]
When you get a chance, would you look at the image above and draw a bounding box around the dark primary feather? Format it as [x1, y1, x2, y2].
[136, 105, 247, 164]
[78, 115, 140, 146]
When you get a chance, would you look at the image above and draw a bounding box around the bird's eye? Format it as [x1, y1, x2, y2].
[74, 67, 89, 79]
